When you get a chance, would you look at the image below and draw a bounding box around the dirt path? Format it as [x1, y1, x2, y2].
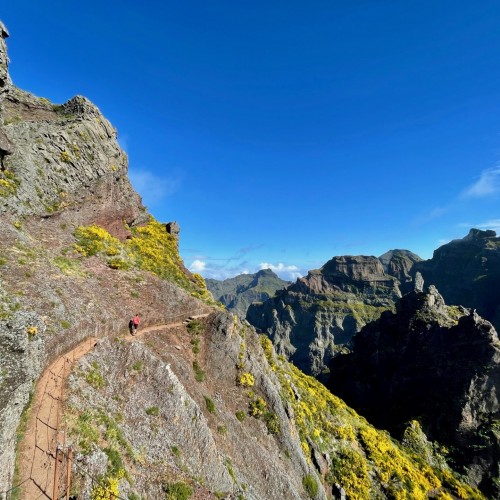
[17, 314, 208, 499]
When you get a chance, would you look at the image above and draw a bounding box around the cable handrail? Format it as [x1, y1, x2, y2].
[2, 307, 212, 500]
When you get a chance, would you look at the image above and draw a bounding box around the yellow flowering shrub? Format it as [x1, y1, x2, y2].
[249, 397, 267, 417]
[26, 326, 38, 336]
[73, 218, 213, 301]
[268, 354, 484, 499]
[238, 372, 255, 387]
[91, 469, 124, 500]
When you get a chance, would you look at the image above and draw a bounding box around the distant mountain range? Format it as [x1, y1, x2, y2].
[247, 230, 500, 379]
[206, 268, 289, 318]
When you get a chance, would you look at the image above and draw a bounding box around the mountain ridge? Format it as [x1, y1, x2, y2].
[206, 268, 289, 318]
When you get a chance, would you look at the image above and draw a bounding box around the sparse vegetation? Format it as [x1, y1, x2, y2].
[192, 360, 205, 382]
[248, 397, 266, 417]
[0, 170, 20, 197]
[204, 396, 216, 414]
[146, 406, 159, 416]
[264, 412, 280, 434]
[257, 334, 485, 499]
[73, 218, 215, 302]
[302, 474, 318, 498]
[52, 256, 85, 276]
[163, 481, 193, 500]
[186, 319, 202, 334]
[26, 326, 38, 336]
[238, 372, 255, 387]
[85, 361, 105, 389]
[225, 458, 237, 483]
[131, 361, 143, 371]
[60, 150, 72, 163]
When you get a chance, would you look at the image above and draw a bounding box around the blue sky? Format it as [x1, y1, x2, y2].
[3, 2, 500, 280]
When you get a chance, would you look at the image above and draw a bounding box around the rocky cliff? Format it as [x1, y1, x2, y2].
[379, 249, 422, 294]
[206, 269, 289, 318]
[0, 23, 212, 492]
[247, 256, 401, 379]
[329, 286, 500, 497]
[413, 229, 500, 332]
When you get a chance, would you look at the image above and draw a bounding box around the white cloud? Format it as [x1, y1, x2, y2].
[129, 168, 182, 207]
[462, 167, 500, 199]
[259, 262, 302, 281]
[469, 219, 500, 233]
[189, 259, 206, 272]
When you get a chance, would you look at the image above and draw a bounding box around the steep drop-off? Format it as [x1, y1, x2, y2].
[247, 256, 401, 378]
[413, 229, 500, 332]
[329, 286, 500, 497]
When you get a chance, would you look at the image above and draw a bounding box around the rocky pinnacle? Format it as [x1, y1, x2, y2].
[0, 21, 11, 88]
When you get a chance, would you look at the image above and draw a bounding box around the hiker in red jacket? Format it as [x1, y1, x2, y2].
[131, 314, 140, 335]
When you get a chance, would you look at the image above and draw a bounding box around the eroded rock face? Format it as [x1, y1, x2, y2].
[1, 90, 145, 233]
[0, 310, 46, 489]
[247, 256, 401, 378]
[379, 249, 422, 294]
[329, 286, 500, 496]
[414, 228, 500, 332]
[0, 21, 11, 88]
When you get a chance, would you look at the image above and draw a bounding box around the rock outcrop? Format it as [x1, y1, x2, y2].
[247, 256, 401, 378]
[379, 249, 422, 294]
[413, 228, 500, 332]
[329, 286, 500, 496]
[0, 310, 46, 490]
[206, 268, 290, 318]
[0, 21, 11, 88]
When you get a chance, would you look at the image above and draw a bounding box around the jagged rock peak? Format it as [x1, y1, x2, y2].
[0, 21, 11, 88]
[463, 227, 497, 240]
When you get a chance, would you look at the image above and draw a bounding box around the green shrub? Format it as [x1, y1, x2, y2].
[146, 406, 159, 416]
[131, 361, 143, 371]
[249, 397, 267, 417]
[193, 361, 205, 382]
[108, 257, 130, 270]
[74, 411, 99, 454]
[235, 411, 246, 422]
[264, 412, 280, 434]
[187, 319, 202, 334]
[163, 481, 193, 500]
[204, 396, 216, 414]
[104, 447, 124, 475]
[302, 474, 318, 498]
[86, 362, 105, 389]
